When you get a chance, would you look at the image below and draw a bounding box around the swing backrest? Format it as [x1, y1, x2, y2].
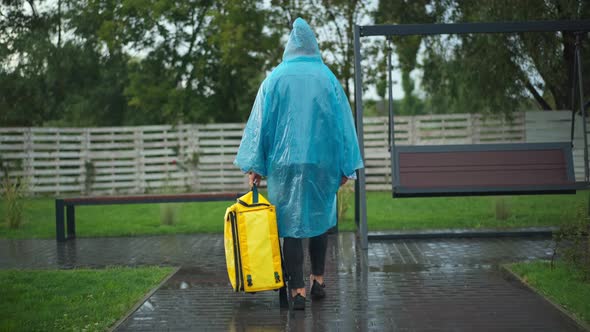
[392, 142, 583, 197]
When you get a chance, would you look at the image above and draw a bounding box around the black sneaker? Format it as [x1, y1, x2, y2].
[292, 294, 306, 310]
[310, 280, 326, 299]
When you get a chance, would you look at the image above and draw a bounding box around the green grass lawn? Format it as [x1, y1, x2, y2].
[508, 261, 590, 326]
[339, 190, 589, 232]
[0, 190, 587, 239]
[0, 199, 230, 239]
[0, 267, 174, 332]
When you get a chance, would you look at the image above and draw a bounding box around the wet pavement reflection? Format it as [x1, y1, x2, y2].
[0, 233, 584, 331]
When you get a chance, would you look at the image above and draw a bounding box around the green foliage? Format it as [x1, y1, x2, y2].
[0, 267, 174, 332]
[4, 1, 588, 125]
[375, 0, 590, 115]
[1, 178, 26, 229]
[171, 144, 200, 174]
[0, 155, 27, 229]
[366, 98, 427, 117]
[1, 0, 369, 126]
[552, 204, 590, 280]
[160, 204, 179, 225]
[83, 161, 96, 195]
[495, 197, 511, 221]
[203, 0, 282, 122]
[337, 181, 354, 223]
[0, 0, 130, 126]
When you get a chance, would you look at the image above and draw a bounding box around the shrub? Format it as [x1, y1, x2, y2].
[0, 155, 27, 229]
[552, 204, 590, 280]
[495, 197, 511, 221]
[160, 204, 179, 226]
[83, 161, 96, 195]
[2, 178, 26, 229]
[337, 181, 354, 222]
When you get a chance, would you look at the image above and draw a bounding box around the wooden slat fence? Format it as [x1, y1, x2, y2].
[0, 111, 586, 195]
[526, 111, 588, 182]
[0, 124, 248, 195]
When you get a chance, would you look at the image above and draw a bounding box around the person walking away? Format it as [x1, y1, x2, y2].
[234, 17, 364, 310]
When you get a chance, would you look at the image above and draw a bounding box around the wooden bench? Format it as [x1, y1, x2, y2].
[55, 192, 241, 242]
[392, 142, 584, 197]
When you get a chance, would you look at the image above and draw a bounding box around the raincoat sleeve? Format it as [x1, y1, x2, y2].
[334, 78, 364, 178]
[234, 82, 269, 176]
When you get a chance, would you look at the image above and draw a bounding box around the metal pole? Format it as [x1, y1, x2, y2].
[354, 25, 368, 250]
[570, 37, 578, 145]
[388, 38, 395, 152]
[354, 170, 360, 228]
[387, 37, 397, 196]
[575, 33, 589, 182]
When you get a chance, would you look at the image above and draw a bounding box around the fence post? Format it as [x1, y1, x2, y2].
[111, 129, 118, 195]
[408, 115, 416, 145]
[471, 114, 479, 144]
[55, 129, 61, 196]
[134, 127, 145, 194]
[188, 124, 199, 192]
[24, 128, 34, 191]
[177, 124, 187, 191]
[163, 126, 169, 192]
[517, 112, 526, 142]
[220, 126, 226, 191]
[81, 128, 90, 195]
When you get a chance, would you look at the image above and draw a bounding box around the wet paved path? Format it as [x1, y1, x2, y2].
[0, 234, 585, 331]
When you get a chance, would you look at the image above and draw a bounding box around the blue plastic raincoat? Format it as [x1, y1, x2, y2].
[234, 18, 364, 238]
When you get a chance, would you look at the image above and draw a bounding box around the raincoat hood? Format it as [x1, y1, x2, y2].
[282, 17, 321, 62]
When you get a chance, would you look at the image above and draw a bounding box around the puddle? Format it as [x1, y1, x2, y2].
[160, 267, 229, 289]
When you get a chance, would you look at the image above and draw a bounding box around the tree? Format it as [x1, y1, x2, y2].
[316, 0, 368, 101]
[375, 0, 590, 115]
[113, 0, 216, 124]
[0, 0, 131, 126]
[118, 0, 278, 123]
[1, 0, 379, 126]
[204, 0, 281, 122]
[1, 0, 58, 125]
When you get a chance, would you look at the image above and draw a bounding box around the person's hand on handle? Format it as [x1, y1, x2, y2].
[340, 176, 348, 186]
[249, 172, 262, 187]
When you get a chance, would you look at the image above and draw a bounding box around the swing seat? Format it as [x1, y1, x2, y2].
[392, 142, 584, 197]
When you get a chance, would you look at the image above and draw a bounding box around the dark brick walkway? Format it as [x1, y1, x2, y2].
[0, 234, 585, 331]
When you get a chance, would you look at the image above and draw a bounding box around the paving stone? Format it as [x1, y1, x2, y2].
[0, 234, 584, 331]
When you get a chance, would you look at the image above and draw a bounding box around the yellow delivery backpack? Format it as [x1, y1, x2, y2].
[224, 186, 284, 293]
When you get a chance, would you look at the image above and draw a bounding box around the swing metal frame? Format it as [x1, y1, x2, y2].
[353, 20, 590, 249]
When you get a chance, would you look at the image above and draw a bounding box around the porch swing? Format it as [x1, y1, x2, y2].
[353, 21, 590, 249]
[384, 38, 586, 197]
[377, 24, 590, 198]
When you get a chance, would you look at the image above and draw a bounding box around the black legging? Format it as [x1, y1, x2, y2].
[282, 232, 328, 289]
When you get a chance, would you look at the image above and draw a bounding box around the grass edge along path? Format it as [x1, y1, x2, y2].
[0, 266, 175, 332]
[506, 261, 590, 329]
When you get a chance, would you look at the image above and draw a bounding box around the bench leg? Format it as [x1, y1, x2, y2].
[55, 199, 66, 242]
[66, 205, 76, 239]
